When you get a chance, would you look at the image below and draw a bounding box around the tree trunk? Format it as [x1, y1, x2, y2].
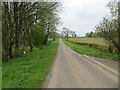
[29, 36, 33, 52]
[30, 45, 33, 52]
[67, 37, 68, 41]
[14, 2, 20, 56]
[4, 48, 10, 61]
[108, 46, 112, 53]
[15, 40, 20, 56]
[8, 44, 12, 59]
[44, 35, 48, 45]
[44, 24, 50, 44]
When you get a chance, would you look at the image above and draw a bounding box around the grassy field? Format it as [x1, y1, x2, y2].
[68, 37, 107, 46]
[68, 37, 110, 53]
[63, 39, 119, 60]
[2, 39, 59, 88]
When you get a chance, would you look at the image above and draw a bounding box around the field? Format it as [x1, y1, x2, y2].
[68, 37, 107, 46]
[3, 39, 59, 88]
[63, 38, 119, 60]
[67, 37, 110, 53]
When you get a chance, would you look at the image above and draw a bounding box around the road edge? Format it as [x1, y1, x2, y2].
[42, 40, 60, 88]
[82, 54, 119, 76]
[63, 40, 119, 77]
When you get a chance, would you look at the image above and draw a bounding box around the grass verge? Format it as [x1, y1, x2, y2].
[3, 39, 59, 88]
[63, 40, 119, 61]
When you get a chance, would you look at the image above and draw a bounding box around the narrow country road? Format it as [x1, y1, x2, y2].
[43, 39, 118, 88]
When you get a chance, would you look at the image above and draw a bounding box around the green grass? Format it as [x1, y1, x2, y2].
[2, 39, 59, 88]
[48, 38, 53, 41]
[63, 40, 119, 60]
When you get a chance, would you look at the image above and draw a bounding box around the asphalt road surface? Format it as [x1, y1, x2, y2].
[43, 39, 118, 88]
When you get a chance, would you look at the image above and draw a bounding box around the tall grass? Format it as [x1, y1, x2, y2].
[3, 39, 59, 88]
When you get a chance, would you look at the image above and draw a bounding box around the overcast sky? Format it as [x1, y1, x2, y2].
[58, 0, 110, 36]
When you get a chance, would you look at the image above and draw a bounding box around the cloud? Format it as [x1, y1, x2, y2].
[58, 0, 110, 36]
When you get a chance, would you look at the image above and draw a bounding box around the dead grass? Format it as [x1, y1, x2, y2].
[68, 37, 107, 46]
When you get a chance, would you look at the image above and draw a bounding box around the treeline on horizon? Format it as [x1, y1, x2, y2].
[2, 2, 61, 61]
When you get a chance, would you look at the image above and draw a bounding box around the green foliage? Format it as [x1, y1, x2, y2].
[2, 2, 61, 61]
[32, 26, 45, 45]
[63, 40, 119, 60]
[107, 0, 118, 17]
[94, 0, 119, 53]
[2, 39, 59, 88]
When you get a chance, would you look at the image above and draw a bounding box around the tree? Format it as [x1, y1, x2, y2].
[70, 31, 76, 37]
[86, 31, 94, 37]
[62, 28, 76, 40]
[2, 2, 61, 61]
[62, 27, 71, 40]
[95, 0, 119, 53]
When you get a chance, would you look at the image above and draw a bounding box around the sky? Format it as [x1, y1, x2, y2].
[58, 0, 110, 37]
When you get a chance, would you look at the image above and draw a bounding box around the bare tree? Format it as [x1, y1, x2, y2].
[62, 27, 71, 40]
[70, 31, 76, 37]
